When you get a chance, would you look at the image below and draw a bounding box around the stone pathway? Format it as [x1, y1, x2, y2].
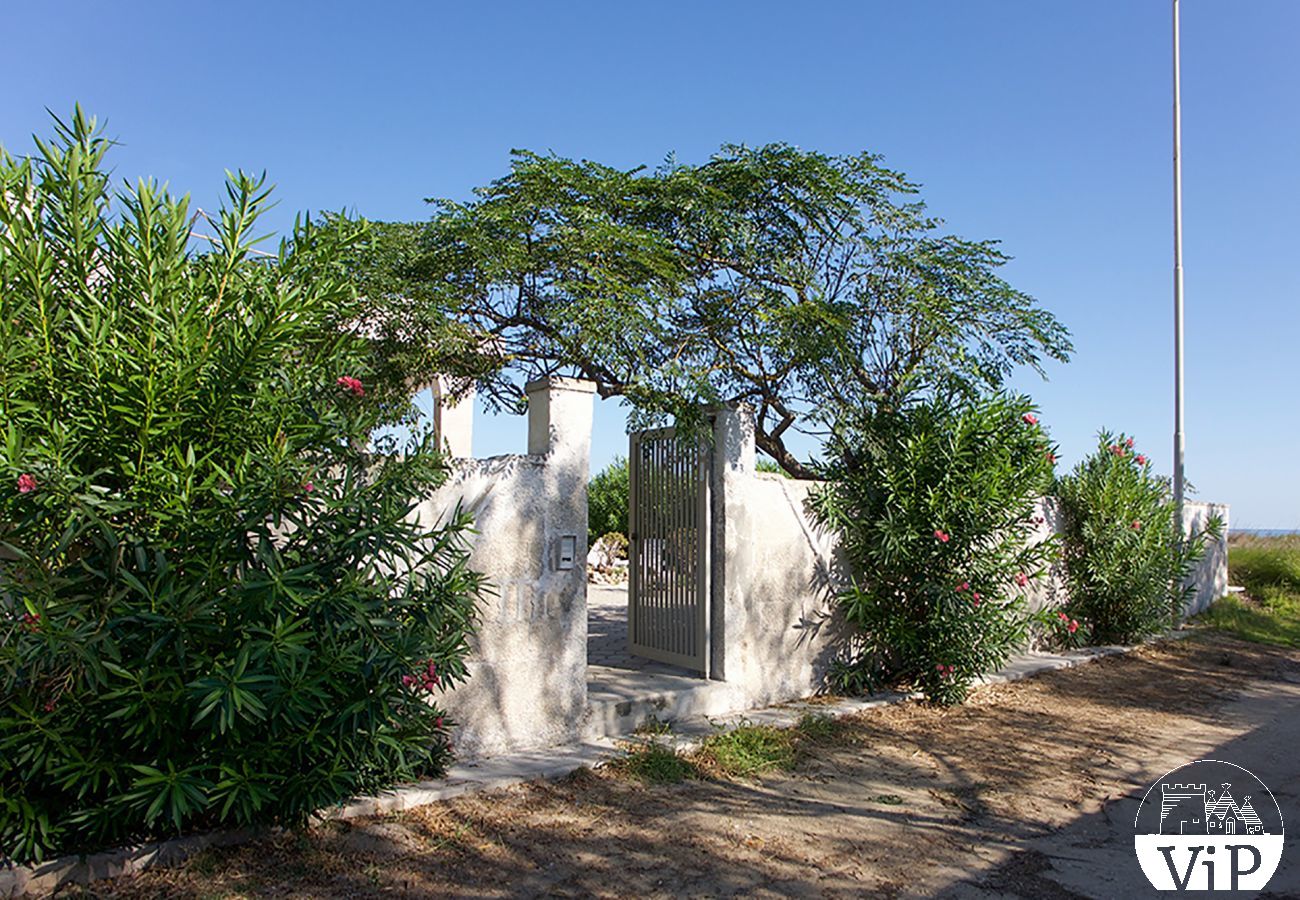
[586, 582, 695, 677]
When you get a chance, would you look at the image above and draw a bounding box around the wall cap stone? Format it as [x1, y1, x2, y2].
[524, 377, 597, 395]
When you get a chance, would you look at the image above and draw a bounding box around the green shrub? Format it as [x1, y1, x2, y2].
[1055, 431, 1219, 644]
[1228, 536, 1300, 598]
[608, 742, 698, 783]
[0, 110, 483, 863]
[587, 456, 629, 547]
[699, 724, 797, 777]
[811, 394, 1057, 704]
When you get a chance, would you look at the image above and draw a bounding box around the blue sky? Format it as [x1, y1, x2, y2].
[4, 1, 1297, 527]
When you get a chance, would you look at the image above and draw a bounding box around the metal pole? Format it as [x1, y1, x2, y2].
[1172, 0, 1187, 537]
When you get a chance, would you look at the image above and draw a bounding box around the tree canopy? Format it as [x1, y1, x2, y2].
[353, 143, 1072, 477]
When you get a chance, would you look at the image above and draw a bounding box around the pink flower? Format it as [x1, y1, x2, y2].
[336, 375, 365, 397]
[402, 674, 415, 687]
[43, 699, 56, 713]
[936, 663, 945, 672]
[1110, 444, 1125, 456]
[1067, 619, 1079, 634]
[1022, 413, 1038, 425]
[302, 481, 315, 493]
[1131, 520, 1142, 530]
[1015, 572, 1029, 587]
[972, 592, 981, 602]
[1134, 455, 1146, 465]
[933, 529, 950, 543]
[1125, 437, 1134, 449]
[16, 473, 36, 494]
[435, 717, 444, 729]
[1045, 451, 1056, 464]
[1058, 611, 1069, 621]
[956, 581, 969, 592]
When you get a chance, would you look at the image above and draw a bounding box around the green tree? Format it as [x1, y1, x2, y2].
[353, 144, 1072, 476]
[0, 110, 483, 862]
[587, 456, 630, 547]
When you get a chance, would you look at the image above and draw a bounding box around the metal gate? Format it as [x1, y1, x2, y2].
[628, 426, 710, 674]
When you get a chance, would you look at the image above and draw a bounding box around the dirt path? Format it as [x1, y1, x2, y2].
[76, 633, 1300, 898]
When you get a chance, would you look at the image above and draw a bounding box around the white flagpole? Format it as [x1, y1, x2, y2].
[1172, 0, 1187, 535]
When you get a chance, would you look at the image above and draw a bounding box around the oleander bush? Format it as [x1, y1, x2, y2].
[1055, 431, 1220, 644]
[0, 110, 482, 863]
[811, 394, 1057, 704]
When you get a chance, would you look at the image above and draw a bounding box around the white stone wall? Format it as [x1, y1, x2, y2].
[416, 378, 595, 758]
[709, 407, 851, 704]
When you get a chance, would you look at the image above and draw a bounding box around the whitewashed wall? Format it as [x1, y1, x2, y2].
[417, 378, 595, 758]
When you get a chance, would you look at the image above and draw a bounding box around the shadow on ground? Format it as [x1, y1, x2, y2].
[78, 634, 1300, 899]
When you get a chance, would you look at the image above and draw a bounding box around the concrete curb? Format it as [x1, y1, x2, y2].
[0, 629, 1195, 898]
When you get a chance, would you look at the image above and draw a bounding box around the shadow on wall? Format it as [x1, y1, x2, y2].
[416, 378, 596, 759]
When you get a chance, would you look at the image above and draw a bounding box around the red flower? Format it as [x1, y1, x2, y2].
[436, 717, 444, 729]
[1058, 611, 1069, 621]
[21, 612, 40, 632]
[1134, 455, 1146, 465]
[402, 674, 415, 687]
[336, 375, 365, 397]
[302, 481, 315, 493]
[1015, 572, 1029, 587]
[16, 473, 37, 494]
[933, 529, 950, 543]
[1125, 437, 1134, 449]
[972, 592, 981, 602]
[1131, 520, 1142, 530]
[1109, 444, 1124, 456]
[1045, 451, 1056, 464]
[43, 699, 56, 713]
[956, 581, 969, 592]
[1067, 619, 1079, 634]
[1022, 413, 1039, 425]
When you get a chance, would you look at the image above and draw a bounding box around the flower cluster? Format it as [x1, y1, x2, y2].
[933, 529, 951, 543]
[336, 375, 365, 397]
[21, 612, 41, 632]
[935, 663, 957, 678]
[1056, 610, 1079, 634]
[401, 659, 441, 693]
[16, 473, 37, 494]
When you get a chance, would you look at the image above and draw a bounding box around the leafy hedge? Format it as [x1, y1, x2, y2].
[812, 394, 1057, 704]
[0, 110, 482, 863]
[1056, 432, 1219, 643]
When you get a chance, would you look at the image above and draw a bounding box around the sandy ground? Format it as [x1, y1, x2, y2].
[68, 632, 1300, 898]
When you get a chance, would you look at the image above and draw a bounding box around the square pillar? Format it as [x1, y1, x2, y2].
[432, 376, 475, 458]
[709, 402, 756, 681]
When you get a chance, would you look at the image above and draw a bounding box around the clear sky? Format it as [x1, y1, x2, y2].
[3, 1, 1297, 528]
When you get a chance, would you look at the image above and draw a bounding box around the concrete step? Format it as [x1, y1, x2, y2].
[583, 665, 748, 739]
